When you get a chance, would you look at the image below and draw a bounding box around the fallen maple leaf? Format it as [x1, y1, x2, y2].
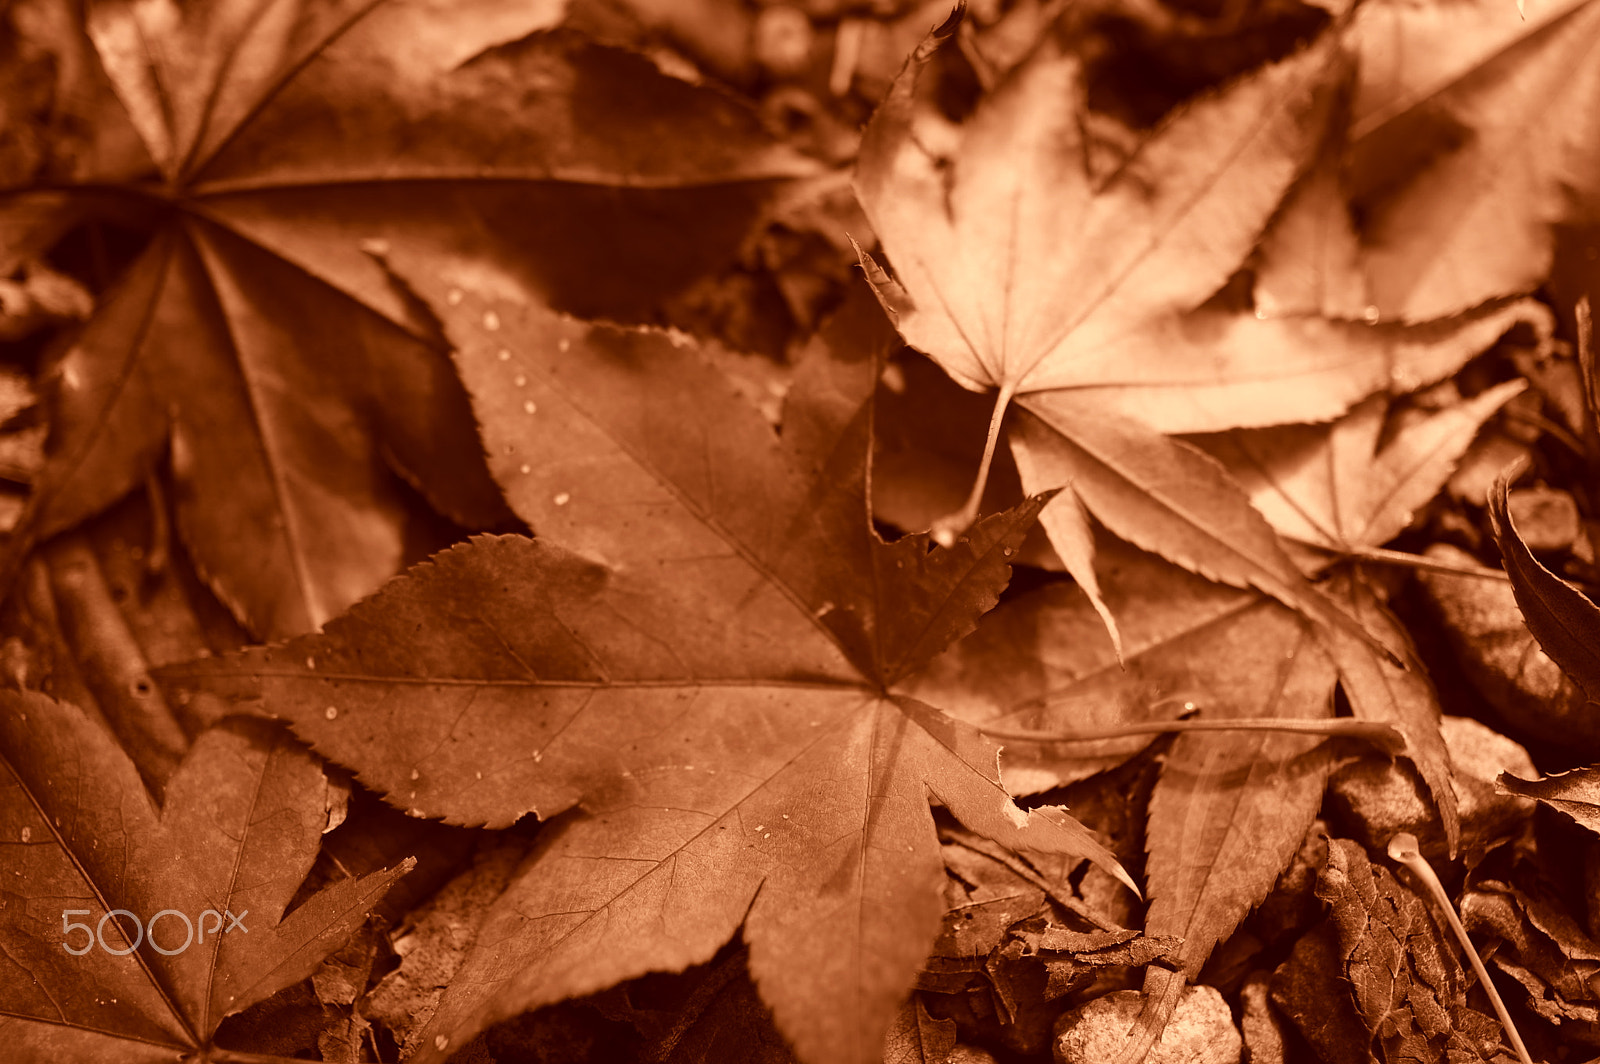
[0, 691, 411, 1063]
[0, 0, 816, 639]
[1257, 0, 1600, 324]
[852, 12, 1456, 660]
[1197, 382, 1530, 571]
[909, 523, 1424, 1062]
[159, 264, 1132, 1064]
[904, 530, 1271, 792]
[1112, 591, 1341, 1063]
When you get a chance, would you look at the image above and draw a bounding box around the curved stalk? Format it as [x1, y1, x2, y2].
[931, 383, 1015, 547]
[979, 716, 1407, 756]
[1387, 833, 1534, 1064]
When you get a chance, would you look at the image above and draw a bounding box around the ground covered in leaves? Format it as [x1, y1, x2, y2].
[5, 1, 1600, 1063]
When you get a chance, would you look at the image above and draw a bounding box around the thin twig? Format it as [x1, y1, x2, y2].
[979, 716, 1407, 756]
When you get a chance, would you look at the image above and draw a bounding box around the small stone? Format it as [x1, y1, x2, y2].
[1326, 715, 1536, 859]
[948, 1046, 1000, 1064]
[1239, 972, 1287, 1064]
[752, 5, 813, 77]
[1506, 486, 1580, 551]
[1054, 985, 1240, 1064]
[1448, 433, 1532, 506]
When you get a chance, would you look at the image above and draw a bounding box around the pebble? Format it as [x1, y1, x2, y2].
[1448, 434, 1532, 506]
[1506, 486, 1580, 552]
[1239, 972, 1287, 1064]
[753, 6, 813, 77]
[948, 1045, 1000, 1064]
[1415, 543, 1600, 755]
[1325, 715, 1535, 859]
[1054, 985, 1240, 1064]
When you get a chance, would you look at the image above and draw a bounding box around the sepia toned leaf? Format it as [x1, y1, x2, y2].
[1497, 767, 1600, 835]
[160, 263, 1130, 1064]
[0, 691, 411, 1063]
[0, 0, 816, 639]
[1489, 473, 1600, 702]
[1347, 0, 1600, 323]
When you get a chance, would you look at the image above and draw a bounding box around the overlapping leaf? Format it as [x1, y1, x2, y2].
[0, 0, 817, 638]
[1257, 0, 1600, 325]
[160, 263, 1131, 1064]
[904, 531, 1267, 791]
[1497, 767, 1600, 834]
[1489, 473, 1600, 702]
[1114, 593, 1340, 1063]
[0, 692, 410, 1063]
[851, 12, 1517, 658]
[1192, 386, 1499, 852]
[1342, 0, 1600, 323]
[1196, 381, 1528, 570]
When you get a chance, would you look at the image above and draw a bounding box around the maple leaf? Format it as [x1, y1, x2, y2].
[0, 0, 816, 639]
[909, 530, 1422, 1061]
[851, 11, 1489, 661]
[1113, 590, 1340, 1063]
[0, 691, 412, 1063]
[1192, 386, 1517, 851]
[1256, 0, 1600, 323]
[159, 262, 1133, 1064]
[904, 530, 1283, 792]
[1196, 381, 1530, 573]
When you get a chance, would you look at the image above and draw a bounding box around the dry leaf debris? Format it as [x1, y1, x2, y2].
[5, 1, 1600, 1063]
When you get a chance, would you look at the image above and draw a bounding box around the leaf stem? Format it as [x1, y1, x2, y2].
[1306, 543, 1510, 582]
[932, 383, 1016, 547]
[1387, 833, 1534, 1064]
[979, 716, 1407, 756]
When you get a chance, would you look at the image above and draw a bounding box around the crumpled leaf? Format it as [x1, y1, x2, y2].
[0, 691, 411, 1063]
[1316, 837, 1504, 1064]
[1488, 472, 1600, 702]
[1496, 766, 1600, 834]
[159, 264, 1131, 1064]
[1462, 873, 1600, 1043]
[0, 0, 817, 639]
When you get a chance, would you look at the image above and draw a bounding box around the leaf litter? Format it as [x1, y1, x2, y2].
[7, 0, 1600, 1063]
[161, 257, 1133, 1064]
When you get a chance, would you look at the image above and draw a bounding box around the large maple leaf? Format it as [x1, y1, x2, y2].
[0, 692, 412, 1062]
[0, 0, 816, 638]
[161, 266, 1131, 1064]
